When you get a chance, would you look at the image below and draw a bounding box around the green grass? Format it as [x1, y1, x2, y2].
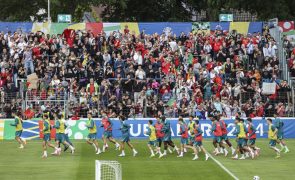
[0, 139, 294, 180]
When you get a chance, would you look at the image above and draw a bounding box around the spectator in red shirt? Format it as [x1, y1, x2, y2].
[124, 25, 129, 34]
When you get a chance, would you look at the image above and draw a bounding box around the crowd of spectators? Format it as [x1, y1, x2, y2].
[284, 35, 295, 77]
[0, 25, 293, 118]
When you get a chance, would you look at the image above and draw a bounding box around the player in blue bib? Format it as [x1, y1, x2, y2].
[159, 116, 179, 158]
[274, 114, 290, 153]
[118, 115, 138, 157]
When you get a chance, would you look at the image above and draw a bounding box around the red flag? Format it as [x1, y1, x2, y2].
[278, 21, 294, 32]
[86, 23, 103, 36]
[26, 82, 31, 88]
[24, 108, 35, 119]
[71, 115, 80, 120]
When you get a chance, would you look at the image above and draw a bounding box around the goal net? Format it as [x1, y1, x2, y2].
[95, 160, 122, 180]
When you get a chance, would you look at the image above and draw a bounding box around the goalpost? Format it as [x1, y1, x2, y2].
[95, 160, 122, 180]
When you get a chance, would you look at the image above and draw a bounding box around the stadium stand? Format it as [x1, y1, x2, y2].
[0, 26, 293, 118]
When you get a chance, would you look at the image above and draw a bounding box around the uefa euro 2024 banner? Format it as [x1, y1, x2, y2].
[1, 119, 295, 140]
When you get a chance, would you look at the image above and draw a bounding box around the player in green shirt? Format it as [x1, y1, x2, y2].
[274, 114, 290, 153]
[232, 118, 254, 160]
[10, 111, 26, 149]
[159, 116, 179, 158]
[144, 120, 157, 157]
[188, 116, 196, 146]
[52, 113, 75, 155]
[41, 114, 59, 158]
[85, 113, 101, 154]
[267, 118, 281, 158]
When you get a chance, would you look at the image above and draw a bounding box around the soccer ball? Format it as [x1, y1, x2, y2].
[253, 176, 260, 180]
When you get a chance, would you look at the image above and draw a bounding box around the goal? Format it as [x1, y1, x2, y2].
[95, 160, 122, 180]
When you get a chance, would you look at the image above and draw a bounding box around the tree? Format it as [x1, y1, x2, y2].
[182, 0, 295, 21]
[100, 0, 192, 22]
[1, 0, 295, 22]
[0, 0, 102, 22]
[0, 0, 47, 21]
[241, 0, 294, 20]
[49, 0, 105, 22]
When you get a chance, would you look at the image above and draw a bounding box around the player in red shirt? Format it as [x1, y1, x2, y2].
[247, 118, 260, 156]
[154, 116, 165, 156]
[219, 117, 236, 155]
[100, 112, 120, 152]
[153, 116, 174, 156]
[210, 115, 228, 156]
[192, 121, 210, 161]
[177, 117, 191, 158]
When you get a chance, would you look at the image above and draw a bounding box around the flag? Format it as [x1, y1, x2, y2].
[86, 22, 103, 36]
[103, 23, 121, 36]
[248, 22, 263, 34]
[120, 22, 140, 35]
[71, 115, 80, 120]
[210, 22, 230, 31]
[192, 22, 210, 34]
[166, 98, 176, 107]
[26, 82, 31, 88]
[67, 23, 86, 31]
[82, 54, 88, 67]
[50, 23, 68, 35]
[230, 22, 250, 34]
[278, 21, 294, 32]
[32, 22, 51, 34]
[24, 108, 35, 119]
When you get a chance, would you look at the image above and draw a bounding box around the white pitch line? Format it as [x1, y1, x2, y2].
[207, 153, 239, 180]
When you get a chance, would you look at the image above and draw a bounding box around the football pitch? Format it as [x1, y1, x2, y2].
[0, 139, 294, 180]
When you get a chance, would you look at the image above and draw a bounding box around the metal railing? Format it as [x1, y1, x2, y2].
[0, 91, 23, 118]
[3, 82, 291, 118]
[271, 25, 295, 116]
[240, 91, 293, 117]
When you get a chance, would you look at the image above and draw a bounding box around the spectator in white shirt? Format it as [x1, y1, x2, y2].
[135, 65, 146, 80]
[51, 75, 61, 87]
[263, 43, 272, 57]
[169, 38, 178, 52]
[103, 51, 111, 67]
[177, 88, 190, 101]
[222, 102, 232, 118]
[203, 40, 212, 54]
[209, 70, 216, 83]
[133, 50, 143, 65]
[270, 41, 277, 57]
[17, 38, 27, 51]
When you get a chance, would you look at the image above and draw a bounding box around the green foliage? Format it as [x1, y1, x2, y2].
[0, 0, 100, 22]
[101, 0, 192, 22]
[0, 0, 47, 21]
[1, 0, 295, 22]
[49, 0, 96, 22]
[182, 0, 295, 21]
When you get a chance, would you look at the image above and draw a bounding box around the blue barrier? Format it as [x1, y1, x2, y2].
[3, 118, 295, 140]
[138, 22, 192, 36]
[92, 118, 295, 139]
